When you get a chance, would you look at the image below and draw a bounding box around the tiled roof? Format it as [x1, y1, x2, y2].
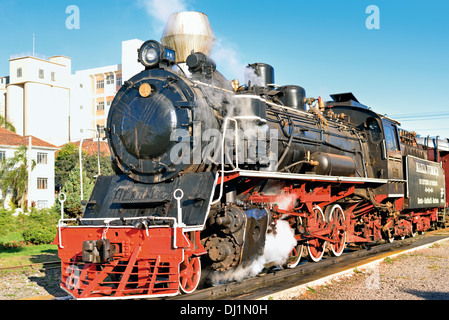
[0, 127, 59, 149]
[63, 139, 111, 156]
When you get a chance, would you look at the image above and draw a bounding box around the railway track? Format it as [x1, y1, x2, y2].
[0, 260, 60, 272]
[169, 227, 449, 300]
[16, 227, 449, 300]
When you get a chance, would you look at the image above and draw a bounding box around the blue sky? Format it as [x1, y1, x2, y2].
[0, 0, 448, 138]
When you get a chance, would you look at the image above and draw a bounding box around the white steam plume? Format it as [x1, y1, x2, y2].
[137, 0, 189, 34]
[210, 220, 297, 284]
[211, 38, 247, 82]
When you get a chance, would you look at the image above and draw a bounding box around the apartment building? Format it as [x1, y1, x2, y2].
[0, 76, 9, 117]
[5, 54, 72, 146]
[72, 64, 122, 140]
[1, 39, 144, 145]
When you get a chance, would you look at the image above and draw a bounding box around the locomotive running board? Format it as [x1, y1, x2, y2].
[233, 169, 405, 185]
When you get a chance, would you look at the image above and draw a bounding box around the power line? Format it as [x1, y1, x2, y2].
[387, 111, 449, 120]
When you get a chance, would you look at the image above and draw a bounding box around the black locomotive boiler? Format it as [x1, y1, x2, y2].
[55, 12, 448, 299]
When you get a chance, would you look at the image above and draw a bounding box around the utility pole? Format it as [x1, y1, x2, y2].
[27, 136, 32, 210]
[79, 138, 84, 201]
[86, 127, 101, 177]
[96, 125, 101, 176]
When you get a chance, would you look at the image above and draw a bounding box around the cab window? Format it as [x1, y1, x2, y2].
[367, 118, 382, 144]
[383, 121, 400, 152]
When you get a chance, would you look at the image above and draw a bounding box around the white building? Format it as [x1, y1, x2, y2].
[5, 54, 72, 146]
[0, 76, 9, 117]
[1, 39, 145, 145]
[0, 127, 58, 209]
[71, 64, 122, 141]
[121, 39, 144, 83]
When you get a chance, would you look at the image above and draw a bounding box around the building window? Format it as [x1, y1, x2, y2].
[116, 77, 122, 87]
[39, 69, 44, 79]
[17, 68, 22, 78]
[37, 178, 48, 190]
[96, 80, 104, 89]
[97, 101, 105, 111]
[80, 83, 84, 88]
[36, 200, 48, 209]
[0, 150, 5, 162]
[37, 152, 47, 164]
[80, 105, 83, 110]
[106, 74, 114, 85]
[51, 72, 56, 81]
[98, 126, 105, 138]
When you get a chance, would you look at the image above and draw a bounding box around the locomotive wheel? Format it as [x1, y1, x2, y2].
[307, 206, 326, 262]
[325, 204, 346, 257]
[179, 255, 201, 294]
[286, 217, 303, 269]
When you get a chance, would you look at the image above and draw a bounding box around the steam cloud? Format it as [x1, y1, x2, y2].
[210, 220, 297, 284]
[211, 38, 247, 82]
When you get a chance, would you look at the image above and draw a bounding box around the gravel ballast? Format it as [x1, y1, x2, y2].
[0, 267, 65, 300]
[293, 239, 449, 300]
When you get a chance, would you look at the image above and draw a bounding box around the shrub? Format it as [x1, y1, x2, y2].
[0, 240, 27, 250]
[0, 232, 27, 250]
[0, 208, 60, 247]
[21, 208, 59, 245]
[60, 166, 94, 218]
[22, 225, 56, 245]
[0, 209, 16, 237]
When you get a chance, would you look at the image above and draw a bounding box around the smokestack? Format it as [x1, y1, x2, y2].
[161, 11, 215, 64]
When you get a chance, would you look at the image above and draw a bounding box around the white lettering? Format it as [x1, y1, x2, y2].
[180, 304, 214, 317]
[366, 5, 380, 30]
[66, 5, 80, 30]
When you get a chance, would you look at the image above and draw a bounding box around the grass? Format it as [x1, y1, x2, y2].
[0, 244, 59, 271]
[0, 230, 59, 267]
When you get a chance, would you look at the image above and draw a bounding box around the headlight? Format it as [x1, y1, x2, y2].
[138, 40, 176, 69]
[145, 48, 158, 62]
[138, 40, 162, 68]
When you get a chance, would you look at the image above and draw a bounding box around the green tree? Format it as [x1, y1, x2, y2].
[0, 114, 16, 132]
[55, 143, 78, 190]
[0, 145, 35, 209]
[60, 166, 94, 218]
[55, 143, 114, 191]
[84, 153, 114, 178]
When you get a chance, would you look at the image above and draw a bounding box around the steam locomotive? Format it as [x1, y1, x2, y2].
[55, 12, 448, 299]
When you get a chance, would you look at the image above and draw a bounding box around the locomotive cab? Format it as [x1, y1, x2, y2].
[325, 93, 405, 197]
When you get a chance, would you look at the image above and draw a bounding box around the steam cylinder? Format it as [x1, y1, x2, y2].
[233, 95, 266, 118]
[246, 63, 275, 87]
[280, 85, 306, 110]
